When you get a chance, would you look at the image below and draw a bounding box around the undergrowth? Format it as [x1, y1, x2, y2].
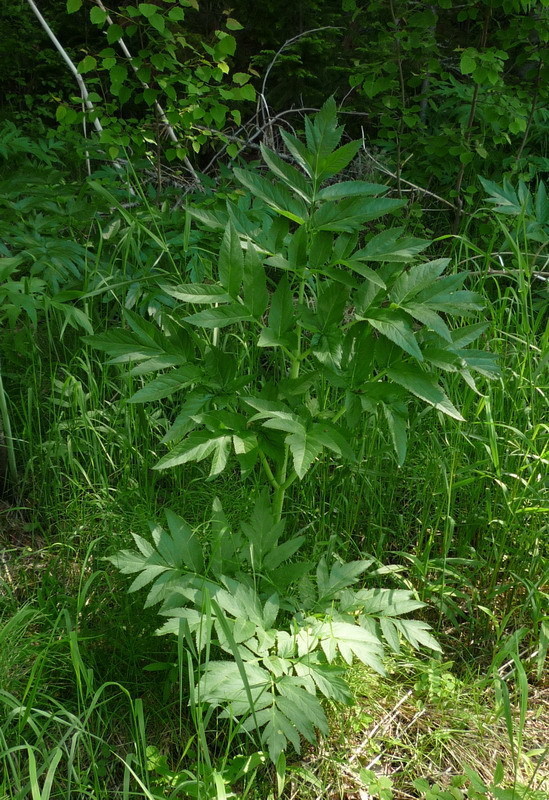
[0, 105, 547, 799]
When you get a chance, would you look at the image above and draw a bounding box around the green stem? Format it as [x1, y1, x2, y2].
[0, 358, 18, 485]
[259, 451, 280, 491]
[290, 277, 306, 380]
[272, 469, 298, 524]
[271, 273, 307, 521]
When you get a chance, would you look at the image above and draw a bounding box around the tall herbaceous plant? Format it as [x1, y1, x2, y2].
[89, 100, 498, 763]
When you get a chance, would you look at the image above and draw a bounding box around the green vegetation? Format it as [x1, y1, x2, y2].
[0, 1, 547, 798]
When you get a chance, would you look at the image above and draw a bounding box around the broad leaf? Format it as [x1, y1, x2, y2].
[154, 430, 230, 470]
[219, 223, 244, 298]
[286, 429, 324, 478]
[390, 259, 450, 304]
[365, 309, 424, 361]
[185, 304, 252, 328]
[233, 169, 307, 224]
[387, 364, 464, 421]
[128, 365, 201, 403]
[354, 228, 431, 262]
[317, 181, 389, 201]
[260, 145, 312, 202]
[161, 283, 233, 304]
[312, 197, 406, 232]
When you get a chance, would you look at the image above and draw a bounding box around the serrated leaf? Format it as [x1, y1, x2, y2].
[391, 259, 450, 304]
[317, 140, 362, 182]
[294, 660, 352, 704]
[128, 365, 201, 403]
[380, 617, 400, 653]
[394, 619, 442, 652]
[268, 275, 295, 338]
[316, 558, 372, 600]
[243, 243, 268, 318]
[340, 259, 386, 288]
[355, 227, 432, 262]
[161, 283, 233, 303]
[234, 169, 307, 224]
[316, 181, 389, 201]
[312, 197, 406, 232]
[262, 708, 301, 763]
[402, 302, 452, 342]
[185, 304, 251, 328]
[387, 364, 464, 421]
[310, 423, 355, 462]
[85, 330, 172, 364]
[209, 435, 231, 477]
[316, 620, 385, 673]
[305, 97, 343, 160]
[162, 392, 211, 444]
[286, 429, 324, 478]
[218, 223, 244, 297]
[383, 404, 408, 466]
[280, 130, 313, 176]
[277, 678, 328, 739]
[450, 322, 489, 348]
[154, 430, 227, 470]
[260, 145, 312, 202]
[366, 309, 423, 360]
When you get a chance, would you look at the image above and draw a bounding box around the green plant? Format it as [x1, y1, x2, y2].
[89, 99, 498, 523]
[108, 491, 442, 764]
[60, 0, 255, 163]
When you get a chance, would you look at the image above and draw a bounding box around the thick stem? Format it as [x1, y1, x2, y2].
[259, 451, 279, 491]
[272, 470, 298, 524]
